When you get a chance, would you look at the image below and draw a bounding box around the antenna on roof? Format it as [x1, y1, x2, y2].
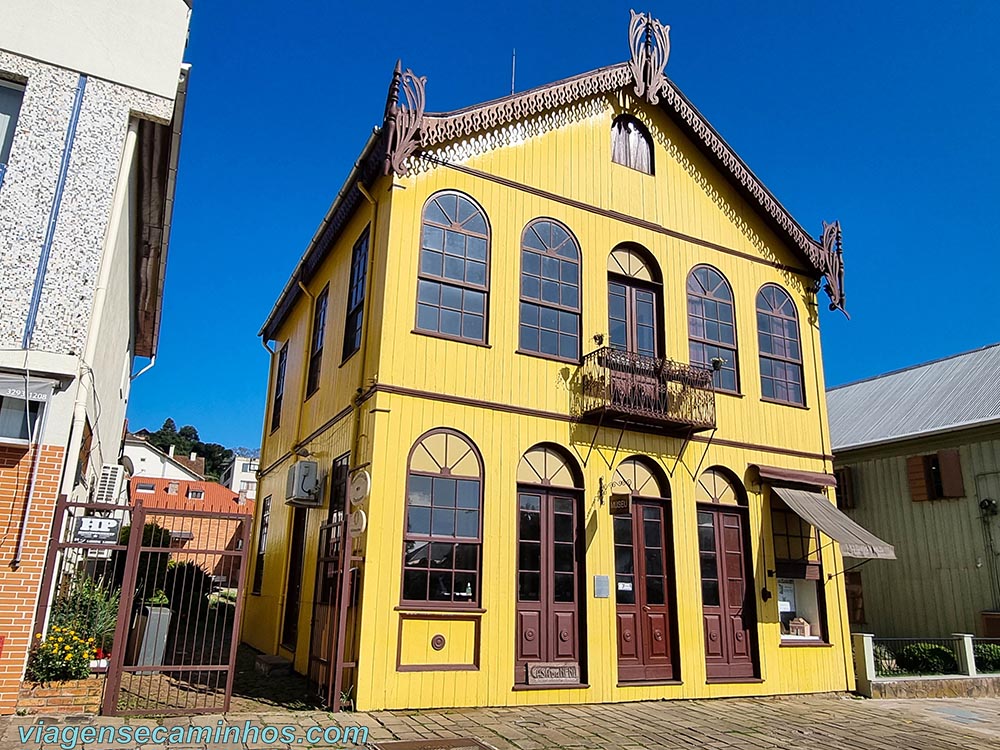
[511, 48, 516, 95]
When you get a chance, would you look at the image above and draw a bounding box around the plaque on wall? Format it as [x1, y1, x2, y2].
[526, 662, 580, 685]
[608, 492, 631, 516]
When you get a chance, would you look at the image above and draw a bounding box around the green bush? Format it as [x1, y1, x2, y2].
[110, 522, 172, 598]
[163, 560, 213, 612]
[25, 626, 96, 683]
[894, 642, 958, 674]
[49, 575, 120, 652]
[974, 643, 1000, 673]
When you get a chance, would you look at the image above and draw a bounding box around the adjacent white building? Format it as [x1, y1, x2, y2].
[122, 433, 205, 481]
[220, 453, 259, 500]
[0, 0, 192, 714]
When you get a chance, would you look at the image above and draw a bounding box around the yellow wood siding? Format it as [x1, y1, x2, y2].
[247, 89, 853, 709]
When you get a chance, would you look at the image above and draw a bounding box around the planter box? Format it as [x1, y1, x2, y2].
[17, 675, 105, 714]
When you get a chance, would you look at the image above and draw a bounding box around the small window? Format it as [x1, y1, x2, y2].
[241, 462, 255, 473]
[402, 429, 484, 607]
[756, 285, 804, 406]
[343, 228, 370, 360]
[907, 449, 964, 501]
[611, 115, 653, 174]
[252, 495, 272, 595]
[240, 480, 255, 492]
[688, 266, 739, 393]
[270, 344, 287, 432]
[136, 482, 155, 493]
[187, 489, 204, 499]
[0, 394, 42, 442]
[845, 570, 865, 625]
[771, 495, 827, 642]
[0, 81, 25, 184]
[306, 287, 329, 396]
[834, 466, 856, 510]
[518, 219, 581, 362]
[416, 192, 490, 343]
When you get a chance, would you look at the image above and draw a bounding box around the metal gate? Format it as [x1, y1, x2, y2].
[35, 495, 251, 715]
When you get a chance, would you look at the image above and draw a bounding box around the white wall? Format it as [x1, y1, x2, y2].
[123, 441, 201, 481]
[222, 457, 258, 500]
[1, 0, 191, 99]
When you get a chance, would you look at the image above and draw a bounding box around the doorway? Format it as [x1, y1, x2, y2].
[281, 506, 307, 650]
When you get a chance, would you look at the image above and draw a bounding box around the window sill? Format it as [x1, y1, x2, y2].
[514, 348, 580, 366]
[780, 638, 832, 648]
[760, 397, 809, 411]
[705, 677, 763, 684]
[411, 329, 492, 348]
[395, 606, 486, 615]
[339, 349, 360, 368]
[304, 388, 319, 402]
[617, 679, 683, 688]
[715, 390, 744, 399]
[0, 437, 31, 448]
[512, 682, 589, 691]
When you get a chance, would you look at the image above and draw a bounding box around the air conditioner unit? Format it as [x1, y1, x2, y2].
[94, 464, 126, 505]
[286, 461, 322, 507]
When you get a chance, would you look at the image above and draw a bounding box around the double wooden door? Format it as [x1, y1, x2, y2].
[614, 500, 677, 681]
[697, 507, 757, 680]
[515, 490, 582, 684]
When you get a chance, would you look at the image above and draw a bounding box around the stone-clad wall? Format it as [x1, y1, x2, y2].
[0, 49, 173, 356]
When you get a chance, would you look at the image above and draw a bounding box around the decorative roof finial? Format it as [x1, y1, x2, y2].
[628, 10, 670, 105]
[382, 61, 426, 177]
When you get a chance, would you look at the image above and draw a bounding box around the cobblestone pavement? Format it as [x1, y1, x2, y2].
[3, 695, 1000, 750]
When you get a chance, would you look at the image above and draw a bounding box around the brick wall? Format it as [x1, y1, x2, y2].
[0, 443, 65, 715]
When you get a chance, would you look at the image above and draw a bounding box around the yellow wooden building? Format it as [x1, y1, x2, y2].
[243, 12, 893, 711]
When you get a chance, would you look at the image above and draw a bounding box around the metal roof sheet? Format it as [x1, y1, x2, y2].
[827, 343, 1000, 451]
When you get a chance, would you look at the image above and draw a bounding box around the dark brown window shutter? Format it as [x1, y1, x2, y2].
[937, 449, 965, 498]
[834, 466, 855, 510]
[907, 455, 930, 502]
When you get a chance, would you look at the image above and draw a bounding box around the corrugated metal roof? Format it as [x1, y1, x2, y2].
[827, 343, 1000, 451]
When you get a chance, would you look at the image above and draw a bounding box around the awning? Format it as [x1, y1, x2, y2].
[771, 486, 896, 560]
[0, 372, 54, 402]
[752, 463, 837, 488]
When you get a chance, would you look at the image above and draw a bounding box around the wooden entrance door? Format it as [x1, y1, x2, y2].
[698, 507, 756, 680]
[614, 500, 677, 681]
[281, 506, 308, 649]
[515, 490, 582, 684]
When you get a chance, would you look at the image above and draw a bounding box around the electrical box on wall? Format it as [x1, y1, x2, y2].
[285, 461, 322, 507]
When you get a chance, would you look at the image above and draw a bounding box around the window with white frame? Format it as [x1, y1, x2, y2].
[0, 81, 25, 181]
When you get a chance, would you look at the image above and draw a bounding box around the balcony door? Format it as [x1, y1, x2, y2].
[514, 445, 585, 686]
[613, 459, 678, 682]
[696, 468, 758, 681]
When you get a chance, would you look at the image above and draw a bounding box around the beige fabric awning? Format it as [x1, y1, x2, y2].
[772, 486, 896, 560]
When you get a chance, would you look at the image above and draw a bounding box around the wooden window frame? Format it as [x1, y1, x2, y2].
[770, 496, 828, 643]
[415, 191, 491, 345]
[305, 287, 329, 397]
[401, 429, 484, 610]
[834, 466, 856, 510]
[610, 114, 654, 175]
[252, 495, 272, 595]
[270, 343, 287, 432]
[907, 449, 965, 502]
[518, 218, 582, 364]
[608, 274, 662, 359]
[687, 265, 740, 394]
[343, 229, 370, 361]
[755, 284, 805, 406]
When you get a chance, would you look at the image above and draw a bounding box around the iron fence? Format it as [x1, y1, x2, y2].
[872, 637, 963, 677]
[575, 347, 716, 430]
[973, 638, 1000, 674]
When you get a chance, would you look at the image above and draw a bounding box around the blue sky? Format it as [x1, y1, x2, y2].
[127, 1, 1000, 448]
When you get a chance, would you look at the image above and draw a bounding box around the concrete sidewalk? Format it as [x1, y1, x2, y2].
[3, 694, 1000, 750]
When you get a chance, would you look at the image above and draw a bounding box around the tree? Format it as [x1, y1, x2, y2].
[144, 418, 234, 480]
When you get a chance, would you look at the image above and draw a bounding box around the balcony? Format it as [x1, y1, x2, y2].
[574, 347, 716, 433]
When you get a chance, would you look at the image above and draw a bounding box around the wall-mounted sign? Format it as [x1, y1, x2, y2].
[593, 575, 610, 598]
[609, 491, 632, 516]
[347, 509, 367, 536]
[349, 470, 371, 507]
[73, 516, 121, 544]
[526, 662, 580, 685]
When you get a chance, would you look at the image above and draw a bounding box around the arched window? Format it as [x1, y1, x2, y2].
[695, 467, 747, 506]
[608, 245, 662, 359]
[687, 266, 738, 392]
[611, 115, 653, 174]
[756, 285, 804, 405]
[417, 191, 490, 343]
[402, 429, 484, 607]
[519, 219, 581, 361]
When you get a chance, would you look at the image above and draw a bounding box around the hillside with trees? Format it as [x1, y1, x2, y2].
[145, 418, 233, 480]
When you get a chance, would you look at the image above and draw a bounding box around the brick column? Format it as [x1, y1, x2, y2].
[0, 444, 64, 715]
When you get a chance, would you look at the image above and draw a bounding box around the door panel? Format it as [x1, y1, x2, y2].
[515, 489, 583, 684]
[615, 500, 677, 682]
[699, 507, 757, 680]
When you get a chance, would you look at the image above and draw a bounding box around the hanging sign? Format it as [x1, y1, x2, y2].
[609, 491, 632, 516]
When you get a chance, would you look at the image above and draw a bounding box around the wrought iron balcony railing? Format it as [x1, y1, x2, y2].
[575, 347, 716, 432]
